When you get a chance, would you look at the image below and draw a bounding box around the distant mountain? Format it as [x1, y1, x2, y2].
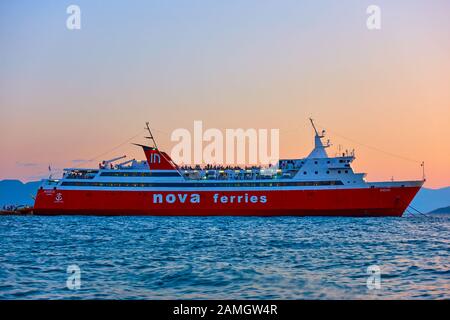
[0, 179, 449, 212]
[0, 180, 41, 207]
[429, 206, 450, 214]
[410, 187, 450, 213]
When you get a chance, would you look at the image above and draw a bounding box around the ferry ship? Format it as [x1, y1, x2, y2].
[33, 120, 423, 216]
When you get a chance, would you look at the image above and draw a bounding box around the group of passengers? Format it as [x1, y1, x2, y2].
[179, 164, 264, 172]
[279, 160, 297, 170]
[65, 171, 94, 179]
[98, 161, 114, 170]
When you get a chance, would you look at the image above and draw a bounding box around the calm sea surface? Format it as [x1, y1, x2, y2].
[0, 215, 448, 299]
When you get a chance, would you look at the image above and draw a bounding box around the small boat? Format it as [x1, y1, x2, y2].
[0, 205, 33, 215]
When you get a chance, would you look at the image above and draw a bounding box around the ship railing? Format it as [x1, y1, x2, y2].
[181, 169, 296, 181]
[42, 179, 60, 186]
[62, 169, 98, 180]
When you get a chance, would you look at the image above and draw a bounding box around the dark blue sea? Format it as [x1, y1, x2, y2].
[0, 215, 449, 299]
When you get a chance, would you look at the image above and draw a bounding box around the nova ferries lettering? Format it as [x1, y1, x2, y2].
[213, 193, 267, 204]
[153, 193, 200, 204]
[152, 193, 267, 204]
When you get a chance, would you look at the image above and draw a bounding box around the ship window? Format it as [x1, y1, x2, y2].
[62, 180, 345, 188]
[314, 161, 318, 164]
[303, 171, 307, 175]
[326, 171, 330, 174]
[99, 171, 181, 177]
[315, 171, 318, 174]
[339, 160, 344, 163]
[345, 170, 348, 173]
[338, 170, 341, 174]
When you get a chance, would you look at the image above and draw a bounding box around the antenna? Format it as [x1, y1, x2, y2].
[309, 118, 320, 136]
[421, 161, 426, 181]
[145, 122, 158, 149]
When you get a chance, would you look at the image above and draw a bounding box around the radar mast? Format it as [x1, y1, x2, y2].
[145, 122, 158, 150]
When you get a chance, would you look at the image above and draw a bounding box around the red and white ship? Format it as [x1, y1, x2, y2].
[33, 120, 423, 217]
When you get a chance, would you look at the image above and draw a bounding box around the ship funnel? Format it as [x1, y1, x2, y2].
[141, 146, 178, 171]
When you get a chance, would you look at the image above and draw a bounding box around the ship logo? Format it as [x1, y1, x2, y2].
[55, 193, 63, 203]
[148, 153, 161, 164]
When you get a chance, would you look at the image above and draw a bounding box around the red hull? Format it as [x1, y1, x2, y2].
[33, 186, 420, 217]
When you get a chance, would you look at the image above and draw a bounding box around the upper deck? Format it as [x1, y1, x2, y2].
[39, 119, 424, 190]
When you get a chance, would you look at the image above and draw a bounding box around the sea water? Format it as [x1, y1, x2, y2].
[0, 215, 448, 299]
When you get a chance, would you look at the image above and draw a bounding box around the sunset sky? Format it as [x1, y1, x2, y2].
[1, 0, 449, 188]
